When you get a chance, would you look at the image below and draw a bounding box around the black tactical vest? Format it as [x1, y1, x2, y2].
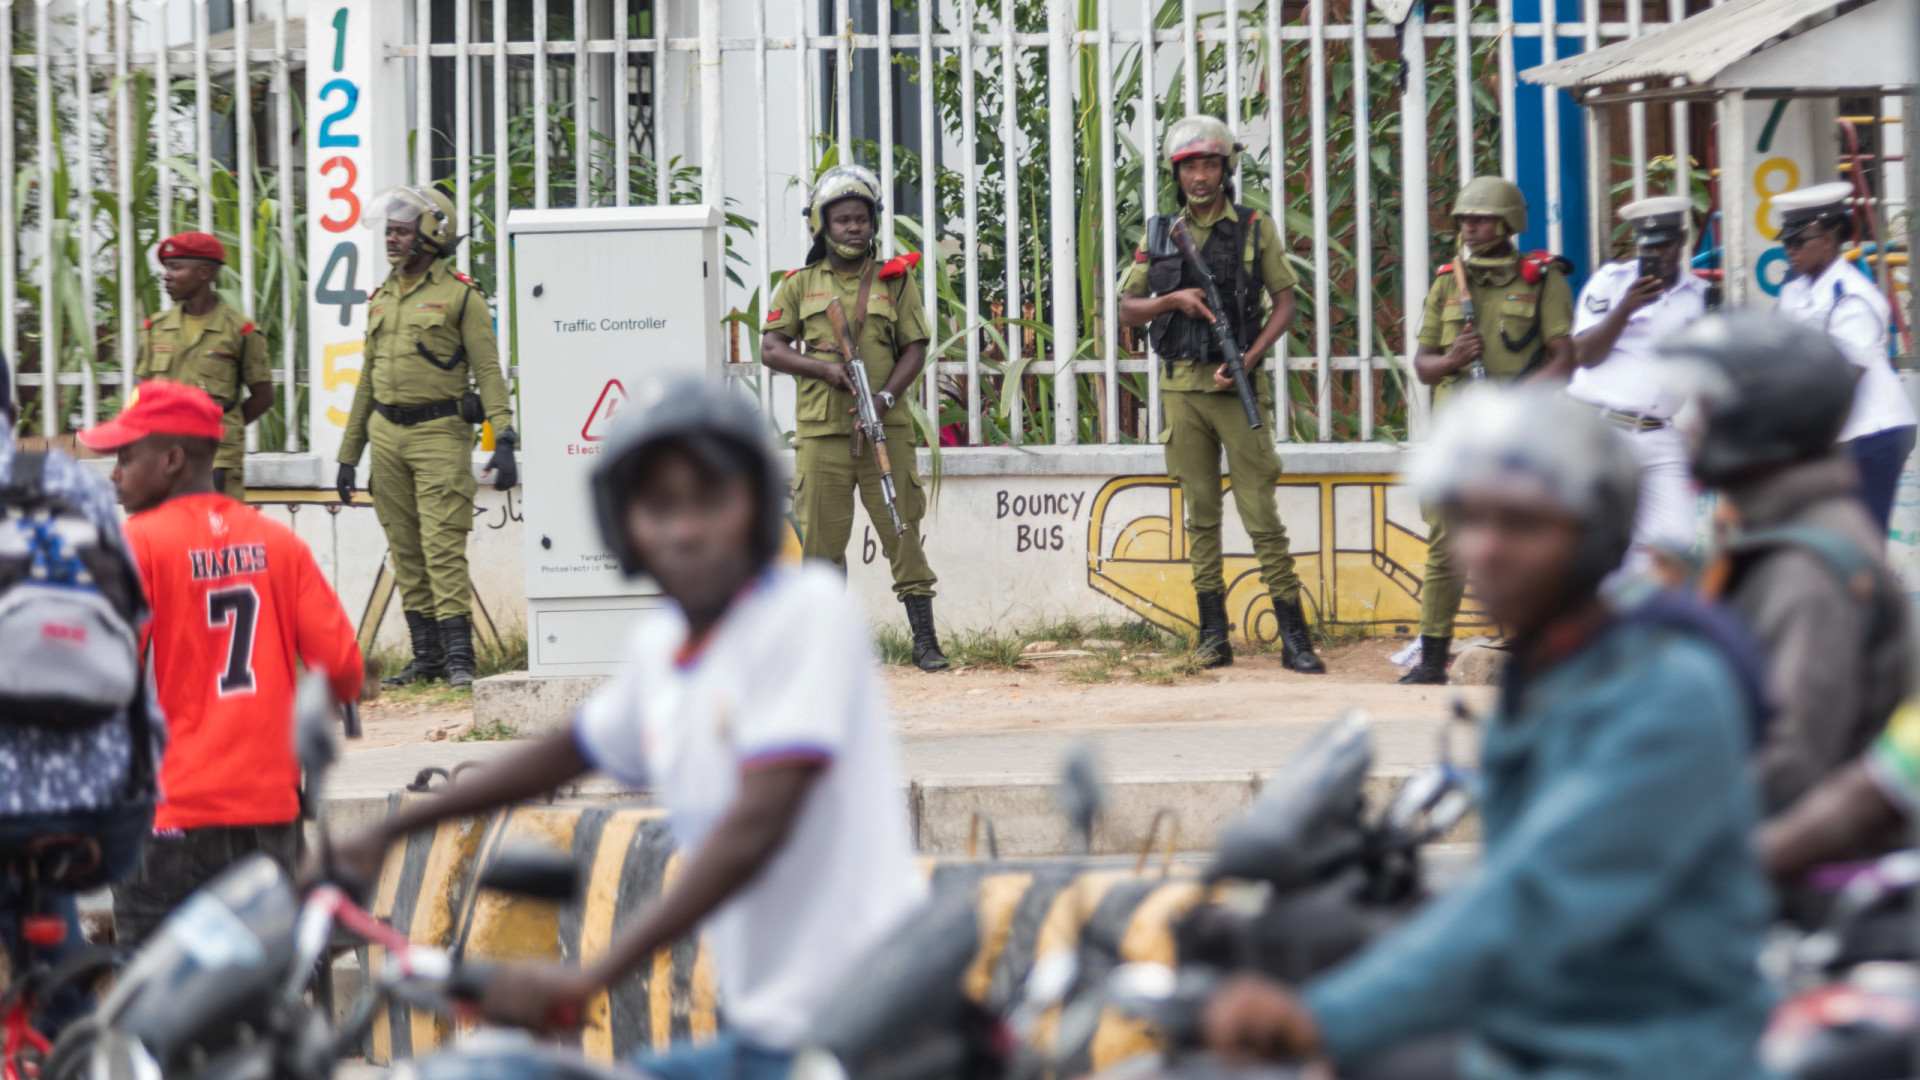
[1145, 207, 1265, 363]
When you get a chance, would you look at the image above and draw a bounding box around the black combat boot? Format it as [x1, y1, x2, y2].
[1273, 595, 1326, 674]
[440, 615, 477, 689]
[1195, 591, 1233, 668]
[1397, 635, 1451, 685]
[903, 596, 950, 672]
[383, 611, 447, 687]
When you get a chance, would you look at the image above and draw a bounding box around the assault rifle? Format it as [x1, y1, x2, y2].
[826, 296, 906, 536]
[1168, 218, 1263, 429]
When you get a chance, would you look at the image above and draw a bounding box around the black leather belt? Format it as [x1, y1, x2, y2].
[1592, 406, 1671, 432]
[374, 399, 461, 426]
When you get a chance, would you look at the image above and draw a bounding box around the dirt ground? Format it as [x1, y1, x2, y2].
[351, 636, 1491, 748]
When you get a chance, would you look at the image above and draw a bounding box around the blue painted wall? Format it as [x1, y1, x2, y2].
[1508, 0, 1595, 291]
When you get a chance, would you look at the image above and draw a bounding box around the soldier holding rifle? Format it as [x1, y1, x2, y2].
[1118, 115, 1322, 674]
[761, 165, 949, 672]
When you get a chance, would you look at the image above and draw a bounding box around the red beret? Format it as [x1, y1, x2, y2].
[157, 231, 226, 264]
[79, 381, 226, 451]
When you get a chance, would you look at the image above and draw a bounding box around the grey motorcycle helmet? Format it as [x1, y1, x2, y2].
[1409, 382, 1640, 592]
[1659, 310, 1859, 487]
[590, 379, 786, 578]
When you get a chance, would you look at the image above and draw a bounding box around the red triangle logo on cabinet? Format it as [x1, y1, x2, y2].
[581, 379, 628, 442]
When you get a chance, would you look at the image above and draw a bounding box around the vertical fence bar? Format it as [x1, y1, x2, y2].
[754, 0, 771, 411]
[1, 2, 16, 388]
[1454, 0, 1471, 185]
[960, 0, 981, 445]
[1626, 0, 1647, 200]
[1181, 0, 1198, 112]
[653, 0, 667, 203]
[1266, 0, 1286, 437]
[1099, 0, 1117, 444]
[36, 0, 55, 435]
[1666, 0, 1688, 195]
[196, 0, 211, 230]
[1350, 0, 1372, 442]
[614, 0, 629, 205]
[534, 0, 549, 207]
[455, 0, 471, 273]
[1540, 0, 1561, 253]
[1002, 0, 1021, 443]
[116, 0, 135, 404]
[796, 0, 811, 175]
[877, 0, 893, 255]
[76, 0, 97, 428]
[1141, 0, 1160, 442]
[699, 0, 719, 206]
[1225, 0, 1239, 126]
[918, 0, 934, 420]
[1049, 0, 1077, 443]
[575, 0, 589, 206]
[415, 0, 430, 182]
[834, 0, 851, 163]
[1309, 0, 1329, 440]
[1401, 1, 1430, 437]
[1496, 0, 1515, 179]
[275, 0, 296, 449]
[1582, 0, 1603, 265]
[153, 0, 172, 249]
[236, 0, 256, 441]
[494, 0, 512, 352]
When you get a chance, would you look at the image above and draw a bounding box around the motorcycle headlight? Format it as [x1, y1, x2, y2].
[790, 1048, 849, 1080]
[88, 1033, 162, 1080]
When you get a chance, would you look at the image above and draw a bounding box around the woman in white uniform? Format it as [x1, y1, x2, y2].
[1773, 181, 1915, 536]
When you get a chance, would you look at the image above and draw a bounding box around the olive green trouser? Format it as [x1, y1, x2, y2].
[1417, 507, 1466, 639]
[794, 428, 936, 598]
[215, 410, 247, 500]
[368, 412, 477, 619]
[212, 463, 245, 501]
[1162, 389, 1300, 602]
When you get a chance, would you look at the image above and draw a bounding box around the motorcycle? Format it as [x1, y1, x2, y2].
[53, 675, 640, 1080]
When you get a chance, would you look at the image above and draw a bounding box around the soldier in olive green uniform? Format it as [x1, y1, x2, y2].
[337, 185, 518, 690]
[1117, 116, 1322, 673]
[761, 165, 949, 672]
[1399, 177, 1576, 684]
[136, 231, 274, 500]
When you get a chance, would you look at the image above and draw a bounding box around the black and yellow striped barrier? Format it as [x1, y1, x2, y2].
[360, 798, 1209, 1070]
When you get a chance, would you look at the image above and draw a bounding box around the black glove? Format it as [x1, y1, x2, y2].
[336, 464, 356, 505]
[487, 428, 519, 491]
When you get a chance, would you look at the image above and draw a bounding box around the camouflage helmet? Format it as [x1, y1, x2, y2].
[1451, 176, 1529, 237]
[364, 184, 460, 256]
[805, 165, 884, 238]
[1163, 115, 1242, 175]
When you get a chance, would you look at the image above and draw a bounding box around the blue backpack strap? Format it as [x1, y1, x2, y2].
[1732, 523, 1898, 643]
[1620, 589, 1774, 744]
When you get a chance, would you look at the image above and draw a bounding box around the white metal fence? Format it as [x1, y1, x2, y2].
[12, 0, 1718, 452]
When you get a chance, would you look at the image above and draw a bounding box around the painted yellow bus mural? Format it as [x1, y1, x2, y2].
[1084, 475, 1491, 645]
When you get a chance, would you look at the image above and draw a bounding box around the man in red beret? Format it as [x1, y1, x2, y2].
[136, 232, 273, 501]
[79, 382, 363, 943]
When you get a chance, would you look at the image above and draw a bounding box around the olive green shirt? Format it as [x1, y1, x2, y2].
[1118, 201, 1298, 393]
[765, 258, 931, 438]
[338, 260, 513, 464]
[136, 300, 272, 467]
[1416, 259, 1574, 410]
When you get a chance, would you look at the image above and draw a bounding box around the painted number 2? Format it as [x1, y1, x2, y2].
[316, 78, 360, 148]
[207, 585, 260, 696]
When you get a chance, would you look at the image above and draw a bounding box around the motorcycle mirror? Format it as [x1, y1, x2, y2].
[293, 673, 340, 795]
[1104, 962, 1177, 1007]
[1022, 949, 1080, 1011]
[478, 844, 583, 903]
[1058, 743, 1105, 855]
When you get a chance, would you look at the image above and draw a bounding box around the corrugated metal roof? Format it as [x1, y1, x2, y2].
[1520, 0, 1862, 88]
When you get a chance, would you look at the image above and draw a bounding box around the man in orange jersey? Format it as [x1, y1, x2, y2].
[78, 382, 364, 944]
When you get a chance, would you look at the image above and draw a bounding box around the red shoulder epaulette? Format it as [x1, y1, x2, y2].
[142, 317, 153, 330]
[239, 321, 257, 336]
[1520, 250, 1573, 284]
[453, 270, 477, 286]
[878, 252, 923, 281]
[1438, 262, 1454, 274]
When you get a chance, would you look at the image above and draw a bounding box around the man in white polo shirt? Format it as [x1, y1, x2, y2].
[1568, 195, 1711, 570]
[1773, 181, 1916, 537]
[325, 382, 924, 1080]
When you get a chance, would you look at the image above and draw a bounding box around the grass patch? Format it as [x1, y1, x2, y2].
[874, 623, 915, 666]
[458, 720, 519, 742]
[870, 613, 1209, 684]
[366, 628, 529, 708]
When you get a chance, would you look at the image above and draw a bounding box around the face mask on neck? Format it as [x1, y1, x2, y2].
[827, 237, 871, 262]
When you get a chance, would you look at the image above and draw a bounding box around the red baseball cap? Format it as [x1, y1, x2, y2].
[157, 231, 226, 264]
[79, 381, 226, 452]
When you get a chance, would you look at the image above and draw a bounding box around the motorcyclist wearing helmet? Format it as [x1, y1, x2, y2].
[1400, 177, 1577, 685]
[319, 381, 924, 1080]
[1668, 311, 1914, 814]
[760, 165, 949, 672]
[1203, 385, 1770, 1080]
[335, 185, 518, 690]
[1115, 115, 1322, 674]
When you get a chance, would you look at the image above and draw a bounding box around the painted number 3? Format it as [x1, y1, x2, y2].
[318, 156, 358, 232]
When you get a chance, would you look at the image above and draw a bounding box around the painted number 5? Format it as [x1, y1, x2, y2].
[317, 156, 359, 232]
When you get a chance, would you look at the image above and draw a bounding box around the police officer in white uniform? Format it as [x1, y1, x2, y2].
[1774, 181, 1916, 535]
[1569, 195, 1710, 567]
